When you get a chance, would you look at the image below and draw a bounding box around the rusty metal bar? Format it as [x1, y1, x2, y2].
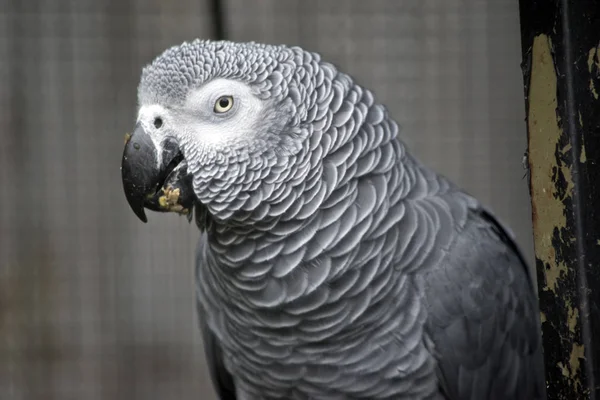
[518, 0, 600, 398]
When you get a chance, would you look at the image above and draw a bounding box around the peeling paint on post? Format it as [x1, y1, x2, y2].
[518, 0, 600, 399]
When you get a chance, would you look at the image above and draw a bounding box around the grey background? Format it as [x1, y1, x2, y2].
[0, 1, 531, 399]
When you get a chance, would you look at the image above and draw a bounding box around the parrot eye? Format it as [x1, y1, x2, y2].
[214, 96, 234, 113]
[154, 117, 163, 129]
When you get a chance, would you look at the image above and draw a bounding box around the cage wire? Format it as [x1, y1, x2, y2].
[0, 1, 531, 399]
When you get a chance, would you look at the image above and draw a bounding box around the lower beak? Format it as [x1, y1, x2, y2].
[120, 123, 194, 223]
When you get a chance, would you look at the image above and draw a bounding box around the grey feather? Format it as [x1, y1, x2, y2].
[136, 39, 546, 400]
[423, 208, 546, 400]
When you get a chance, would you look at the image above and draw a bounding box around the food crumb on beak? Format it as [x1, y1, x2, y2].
[124, 132, 132, 145]
[158, 187, 190, 214]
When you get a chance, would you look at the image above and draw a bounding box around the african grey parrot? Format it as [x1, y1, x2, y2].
[120, 40, 546, 400]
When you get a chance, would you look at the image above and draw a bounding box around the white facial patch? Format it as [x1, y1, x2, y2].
[137, 104, 171, 169]
[183, 78, 264, 149]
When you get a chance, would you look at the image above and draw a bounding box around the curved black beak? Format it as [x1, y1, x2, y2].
[121, 123, 187, 223]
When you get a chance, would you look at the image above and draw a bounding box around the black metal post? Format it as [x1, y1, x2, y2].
[209, 0, 226, 40]
[518, 0, 600, 398]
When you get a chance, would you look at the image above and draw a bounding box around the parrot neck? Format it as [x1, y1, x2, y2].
[197, 129, 460, 313]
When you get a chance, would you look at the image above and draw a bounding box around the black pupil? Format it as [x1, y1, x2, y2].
[219, 98, 230, 109]
[154, 117, 163, 129]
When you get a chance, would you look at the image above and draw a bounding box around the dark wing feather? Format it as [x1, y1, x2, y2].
[199, 316, 238, 400]
[196, 233, 237, 400]
[424, 206, 546, 400]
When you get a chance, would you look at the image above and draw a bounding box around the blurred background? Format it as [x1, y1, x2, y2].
[0, 1, 532, 399]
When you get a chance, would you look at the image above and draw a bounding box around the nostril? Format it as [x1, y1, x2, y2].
[154, 117, 163, 129]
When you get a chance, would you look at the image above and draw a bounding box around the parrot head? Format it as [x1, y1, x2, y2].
[121, 40, 336, 226]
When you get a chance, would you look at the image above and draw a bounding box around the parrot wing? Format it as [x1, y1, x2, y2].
[196, 234, 238, 400]
[199, 317, 237, 400]
[423, 204, 546, 400]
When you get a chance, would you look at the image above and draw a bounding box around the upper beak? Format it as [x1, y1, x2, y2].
[121, 123, 186, 223]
